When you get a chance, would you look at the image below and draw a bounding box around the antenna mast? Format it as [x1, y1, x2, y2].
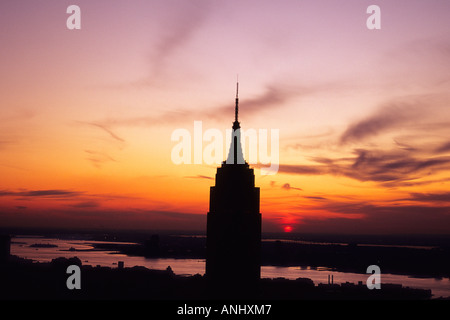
[235, 80, 239, 122]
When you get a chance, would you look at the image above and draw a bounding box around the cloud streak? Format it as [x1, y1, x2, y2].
[0, 189, 83, 198]
[84, 149, 117, 169]
[90, 82, 306, 130]
[340, 99, 423, 144]
[436, 142, 450, 154]
[281, 183, 302, 191]
[290, 194, 450, 234]
[407, 192, 450, 203]
[339, 93, 450, 145]
[213, 84, 301, 120]
[149, 1, 211, 74]
[74, 121, 126, 168]
[0, 189, 143, 203]
[278, 148, 450, 187]
[85, 122, 125, 143]
[0, 205, 206, 231]
[185, 175, 214, 180]
[280, 93, 450, 188]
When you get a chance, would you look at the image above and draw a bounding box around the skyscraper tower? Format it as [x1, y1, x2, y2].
[206, 83, 261, 297]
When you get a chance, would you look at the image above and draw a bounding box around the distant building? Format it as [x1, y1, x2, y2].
[144, 234, 160, 257]
[0, 235, 11, 262]
[206, 83, 261, 297]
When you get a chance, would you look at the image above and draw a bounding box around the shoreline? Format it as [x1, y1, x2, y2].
[10, 233, 450, 280]
[0, 255, 436, 300]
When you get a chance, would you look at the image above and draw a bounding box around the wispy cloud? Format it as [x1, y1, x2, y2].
[0, 189, 83, 199]
[278, 164, 327, 176]
[348, 149, 450, 182]
[74, 121, 125, 168]
[407, 192, 450, 203]
[0, 189, 142, 203]
[124, 0, 212, 85]
[302, 203, 450, 234]
[69, 201, 100, 208]
[339, 92, 450, 145]
[185, 175, 214, 180]
[393, 139, 417, 152]
[340, 100, 422, 144]
[290, 193, 450, 234]
[213, 84, 302, 119]
[151, 2, 211, 73]
[281, 183, 302, 191]
[88, 82, 304, 131]
[304, 196, 327, 201]
[22, 190, 80, 197]
[92, 79, 340, 131]
[279, 91, 450, 188]
[435, 142, 450, 154]
[277, 148, 450, 187]
[0, 205, 206, 231]
[84, 122, 125, 143]
[98, 110, 189, 128]
[84, 149, 117, 169]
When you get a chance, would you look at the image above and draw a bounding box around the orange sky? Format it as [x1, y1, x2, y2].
[1, 0, 450, 234]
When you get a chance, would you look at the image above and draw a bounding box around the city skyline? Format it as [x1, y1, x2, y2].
[1, 0, 450, 235]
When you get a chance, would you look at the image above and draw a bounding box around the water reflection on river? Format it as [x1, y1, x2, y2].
[10, 236, 450, 298]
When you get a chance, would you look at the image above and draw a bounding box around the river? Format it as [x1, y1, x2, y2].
[10, 236, 450, 299]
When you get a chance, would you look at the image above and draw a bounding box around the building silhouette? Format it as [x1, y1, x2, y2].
[0, 234, 11, 263]
[144, 234, 160, 257]
[205, 83, 261, 297]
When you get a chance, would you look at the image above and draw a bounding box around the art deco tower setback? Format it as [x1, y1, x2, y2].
[206, 83, 261, 295]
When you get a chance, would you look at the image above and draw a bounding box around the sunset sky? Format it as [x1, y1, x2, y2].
[1, 0, 450, 234]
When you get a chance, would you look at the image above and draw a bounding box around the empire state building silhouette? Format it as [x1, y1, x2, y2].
[206, 83, 261, 297]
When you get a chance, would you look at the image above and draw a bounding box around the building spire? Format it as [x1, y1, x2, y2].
[233, 79, 240, 131]
[227, 80, 245, 164]
[235, 80, 239, 122]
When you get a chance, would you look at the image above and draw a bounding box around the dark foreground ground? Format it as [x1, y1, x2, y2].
[2, 229, 450, 305]
[0, 255, 434, 301]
